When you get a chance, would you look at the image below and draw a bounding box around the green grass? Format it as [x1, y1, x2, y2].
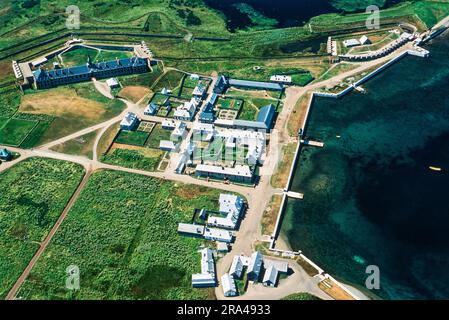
[120, 65, 163, 88]
[60, 47, 99, 67]
[50, 130, 99, 159]
[238, 105, 259, 121]
[281, 292, 321, 300]
[17, 170, 226, 299]
[101, 148, 164, 172]
[96, 49, 133, 62]
[0, 158, 85, 299]
[150, 93, 170, 105]
[152, 70, 185, 93]
[115, 130, 150, 147]
[146, 124, 172, 149]
[0, 118, 38, 146]
[0, 87, 21, 118]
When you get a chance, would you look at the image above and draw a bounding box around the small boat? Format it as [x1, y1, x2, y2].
[336, 135, 341, 139]
[429, 166, 442, 172]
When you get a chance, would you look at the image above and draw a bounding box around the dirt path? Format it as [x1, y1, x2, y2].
[6, 168, 93, 300]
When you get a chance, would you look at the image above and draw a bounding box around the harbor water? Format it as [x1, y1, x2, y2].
[281, 33, 449, 299]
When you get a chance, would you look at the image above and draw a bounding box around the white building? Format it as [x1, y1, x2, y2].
[216, 129, 265, 165]
[171, 121, 188, 141]
[106, 77, 119, 88]
[193, 83, 206, 98]
[247, 251, 263, 281]
[200, 247, 215, 275]
[120, 112, 139, 130]
[262, 265, 278, 287]
[192, 273, 216, 288]
[192, 248, 216, 288]
[162, 119, 177, 130]
[343, 39, 361, 48]
[159, 140, 178, 152]
[190, 73, 200, 81]
[174, 100, 196, 121]
[204, 227, 233, 243]
[263, 259, 289, 274]
[195, 164, 253, 183]
[229, 255, 244, 279]
[144, 103, 158, 116]
[270, 75, 292, 84]
[221, 273, 237, 297]
[208, 194, 245, 230]
[216, 242, 229, 253]
[192, 122, 214, 141]
[359, 35, 371, 45]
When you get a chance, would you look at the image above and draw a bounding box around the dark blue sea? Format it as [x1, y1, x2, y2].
[281, 33, 449, 299]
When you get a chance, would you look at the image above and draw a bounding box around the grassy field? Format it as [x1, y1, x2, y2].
[101, 147, 164, 172]
[225, 88, 280, 121]
[120, 64, 163, 88]
[60, 47, 99, 67]
[17, 170, 224, 300]
[316, 62, 361, 82]
[146, 124, 172, 149]
[1, 1, 447, 64]
[0, 118, 37, 146]
[261, 195, 283, 236]
[281, 292, 321, 300]
[118, 86, 151, 104]
[288, 92, 312, 137]
[96, 122, 121, 156]
[115, 130, 150, 147]
[152, 70, 185, 94]
[50, 130, 100, 159]
[0, 87, 21, 118]
[271, 142, 298, 189]
[18, 83, 126, 146]
[0, 158, 85, 299]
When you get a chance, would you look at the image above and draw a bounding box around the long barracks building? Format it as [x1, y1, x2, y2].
[32, 56, 149, 89]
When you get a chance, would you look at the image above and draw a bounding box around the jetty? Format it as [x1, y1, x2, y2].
[301, 139, 324, 148]
[286, 191, 304, 199]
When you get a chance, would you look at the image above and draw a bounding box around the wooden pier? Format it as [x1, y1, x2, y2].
[301, 139, 324, 148]
[287, 191, 304, 199]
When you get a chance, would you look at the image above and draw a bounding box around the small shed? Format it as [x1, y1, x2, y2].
[262, 265, 278, 287]
[106, 77, 120, 88]
[359, 35, 371, 45]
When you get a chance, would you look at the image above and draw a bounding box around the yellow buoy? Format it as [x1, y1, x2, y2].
[429, 166, 442, 172]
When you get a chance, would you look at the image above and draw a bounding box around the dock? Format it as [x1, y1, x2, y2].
[301, 139, 324, 148]
[286, 191, 304, 199]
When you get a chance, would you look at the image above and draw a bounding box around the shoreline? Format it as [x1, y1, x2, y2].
[268, 31, 442, 301]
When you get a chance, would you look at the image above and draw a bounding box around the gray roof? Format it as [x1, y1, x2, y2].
[177, 223, 205, 235]
[247, 251, 263, 277]
[263, 258, 289, 273]
[229, 79, 283, 91]
[262, 265, 278, 285]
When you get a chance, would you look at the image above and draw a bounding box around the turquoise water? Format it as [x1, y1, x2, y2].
[281, 34, 449, 299]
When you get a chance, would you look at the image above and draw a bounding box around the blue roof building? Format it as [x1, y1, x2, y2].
[213, 75, 229, 94]
[200, 102, 215, 123]
[33, 56, 149, 89]
[0, 148, 12, 161]
[144, 102, 158, 116]
[256, 104, 275, 130]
